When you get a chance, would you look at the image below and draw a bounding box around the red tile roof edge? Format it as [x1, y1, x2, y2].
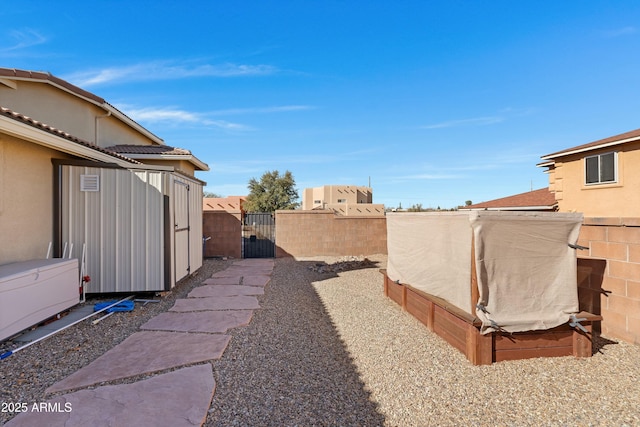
[542, 127, 640, 159]
[462, 188, 557, 210]
[0, 67, 105, 104]
[0, 106, 140, 164]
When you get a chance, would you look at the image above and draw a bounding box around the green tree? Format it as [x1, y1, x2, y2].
[244, 170, 299, 212]
[465, 200, 473, 206]
[408, 203, 424, 212]
[203, 191, 223, 198]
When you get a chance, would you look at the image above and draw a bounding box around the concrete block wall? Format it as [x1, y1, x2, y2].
[203, 211, 242, 259]
[275, 210, 387, 257]
[577, 217, 640, 345]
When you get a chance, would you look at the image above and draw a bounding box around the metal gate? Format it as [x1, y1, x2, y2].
[242, 213, 275, 258]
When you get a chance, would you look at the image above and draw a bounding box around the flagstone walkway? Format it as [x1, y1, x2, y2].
[6, 258, 274, 427]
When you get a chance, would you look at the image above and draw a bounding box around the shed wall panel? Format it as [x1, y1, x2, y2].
[60, 165, 166, 293]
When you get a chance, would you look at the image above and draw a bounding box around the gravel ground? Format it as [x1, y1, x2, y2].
[2, 255, 640, 426]
[207, 255, 640, 427]
[0, 258, 232, 426]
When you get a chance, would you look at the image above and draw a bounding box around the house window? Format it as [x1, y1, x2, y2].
[313, 200, 322, 204]
[585, 152, 616, 185]
[337, 199, 346, 203]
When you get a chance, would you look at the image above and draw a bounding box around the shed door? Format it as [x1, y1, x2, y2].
[174, 180, 190, 282]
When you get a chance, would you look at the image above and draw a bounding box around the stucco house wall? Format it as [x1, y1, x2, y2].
[540, 129, 640, 345]
[541, 134, 640, 218]
[0, 134, 72, 263]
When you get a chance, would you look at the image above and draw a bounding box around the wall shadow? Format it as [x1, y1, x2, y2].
[207, 257, 386, 426]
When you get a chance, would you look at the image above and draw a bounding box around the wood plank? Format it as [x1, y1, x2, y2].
[386, 281, 405, 307]
[433, 305, 468, 353]
[406, 285, 481, 326]
[573, 323, 594, 357]
[406, 288, 434, 331]
[495, 346, 573, 362]
[466, 322, 492, 365]
[494, 330, 573, 351]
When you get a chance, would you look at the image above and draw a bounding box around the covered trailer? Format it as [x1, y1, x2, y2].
[383, 211, 601, 364]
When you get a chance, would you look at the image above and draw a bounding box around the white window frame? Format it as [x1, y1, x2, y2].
[585, 151, 617, 185]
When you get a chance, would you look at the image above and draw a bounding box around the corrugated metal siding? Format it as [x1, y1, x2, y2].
[61, 165, 166, 293]
[170, 174, 204, 284]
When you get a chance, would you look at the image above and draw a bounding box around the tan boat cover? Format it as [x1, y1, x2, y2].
[386, 211, 583, 334]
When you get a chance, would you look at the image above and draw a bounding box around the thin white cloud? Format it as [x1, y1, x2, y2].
[64, 61, 278, 87]
[602, 26, 637, 38]
[1, 28, 47, 52]
[122, 106, 251, 130]
[209, 105, 315, 115]
[209, 148, 382, 175]
[421, 116, 504, 129]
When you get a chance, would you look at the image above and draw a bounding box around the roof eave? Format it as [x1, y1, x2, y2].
[122, 153, 210, 171]
[0, 68, 165, 146]
[0, 114, 137, 167]
[460, 204, 557, 211]
[541, 136, 640, 160]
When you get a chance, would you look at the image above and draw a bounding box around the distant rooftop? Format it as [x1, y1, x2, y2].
[461, 188, 557, 211]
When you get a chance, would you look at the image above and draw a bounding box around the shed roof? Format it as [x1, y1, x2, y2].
[107, 144, 209, 171]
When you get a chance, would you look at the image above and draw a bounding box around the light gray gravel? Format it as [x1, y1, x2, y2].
[2, 255, 640, 426]
[207, 255, 640, 427]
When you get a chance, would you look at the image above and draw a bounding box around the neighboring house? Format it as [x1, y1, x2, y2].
[203, 196, 246, 213]
[460, 188, 557, 211]
[0, 67, 208, 294]
[538, 128, 640, 217]
[302, 185, 385, 216]
[538, 128, 640, 345]
[202, 196, 246, 259]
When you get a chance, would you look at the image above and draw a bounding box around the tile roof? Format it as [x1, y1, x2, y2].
[541, 127, 640, 160]
[106, 144, 192, 155]
[203, 196, 246, 212]
[462, 188, 557, 210]
[0, 67, 104, 104]
[0, 106, 140, 164]
[0, 67, 164, 145]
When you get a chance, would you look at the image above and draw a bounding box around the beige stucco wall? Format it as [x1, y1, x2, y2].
[302, 185, 375, 211]
[0, 134, 69, 263]
[1, 80, 158, 148]
[548, 141, 640, 217]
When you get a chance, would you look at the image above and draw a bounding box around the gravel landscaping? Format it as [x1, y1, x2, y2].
[0, 258, 232, 426]
[2, 255, 640, 426]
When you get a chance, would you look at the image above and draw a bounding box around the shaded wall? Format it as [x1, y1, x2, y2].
[203, 211, 242, 259]
[577, 217, 640, 345]
[275, 210, 387, 257]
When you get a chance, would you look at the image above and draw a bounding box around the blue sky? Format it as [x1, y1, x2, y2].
[3, 1, 640, 209]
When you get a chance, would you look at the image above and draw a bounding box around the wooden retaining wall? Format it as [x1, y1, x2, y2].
[382, 270, 601, 365]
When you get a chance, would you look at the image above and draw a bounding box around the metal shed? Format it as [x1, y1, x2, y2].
[53, 160, 203, 293]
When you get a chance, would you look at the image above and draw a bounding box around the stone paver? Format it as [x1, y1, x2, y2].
[201, 276, 242, 286]
[8, 364, 215, 427]
[241, 275, 271, 287]
[170, 295, 260, 312]
[11, 259, 274, 426]
[188, 284, 264, 298]
[233, 259, 275, 268]
[46, 332, 230, 393]
[140, 310, 254, 333]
